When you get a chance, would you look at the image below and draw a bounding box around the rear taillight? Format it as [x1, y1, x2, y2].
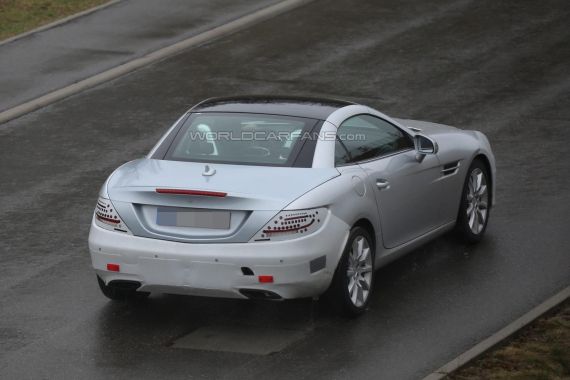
[94, 197, 131, 233]
[250, 207, 327, 242]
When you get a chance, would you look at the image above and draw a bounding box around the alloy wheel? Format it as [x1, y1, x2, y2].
[346, 235, 373, 307]
[466, 168, 489, 234]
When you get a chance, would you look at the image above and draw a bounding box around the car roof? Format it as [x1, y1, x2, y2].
[190, 95, 355, 120]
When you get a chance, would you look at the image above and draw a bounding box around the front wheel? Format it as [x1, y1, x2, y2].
[456, 159, 491, 243]
[327, 227, 375, 317]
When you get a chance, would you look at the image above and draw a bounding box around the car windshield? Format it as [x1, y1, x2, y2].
[163, 113, 317, 166]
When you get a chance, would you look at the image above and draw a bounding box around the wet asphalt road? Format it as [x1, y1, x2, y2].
[0, 0, 279, 112]
[0, 0, 569, 379]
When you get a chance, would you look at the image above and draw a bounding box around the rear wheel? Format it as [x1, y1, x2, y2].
[327, 226, 375, 317]
[97, 276, 149, 301]
[456, 159, 491, 243]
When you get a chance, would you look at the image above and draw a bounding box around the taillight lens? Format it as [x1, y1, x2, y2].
[250, 207, 327, 242]
[94, 197, 131, 233]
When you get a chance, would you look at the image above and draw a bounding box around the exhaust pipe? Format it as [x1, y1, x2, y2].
[108, 280, 142, 291]
[239, 289, 282, 300]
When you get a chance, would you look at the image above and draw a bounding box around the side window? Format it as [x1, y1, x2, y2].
[335, 138, 351, 166]
[335, 114, 413, 164]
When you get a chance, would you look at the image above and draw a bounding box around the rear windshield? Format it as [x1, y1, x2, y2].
[161, 113, 318, 166]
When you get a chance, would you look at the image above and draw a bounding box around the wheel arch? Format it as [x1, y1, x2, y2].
[329, 217, 377, 278]
[352, 218, 376, 252]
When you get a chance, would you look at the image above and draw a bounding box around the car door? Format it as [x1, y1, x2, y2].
[335, 114, 443, 249]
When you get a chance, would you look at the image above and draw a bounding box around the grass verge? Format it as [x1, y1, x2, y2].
[0, 0, 109, 41]
[449, 301, 570, 380]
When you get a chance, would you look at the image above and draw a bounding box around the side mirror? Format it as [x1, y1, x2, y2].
[414, 134, 438, 162]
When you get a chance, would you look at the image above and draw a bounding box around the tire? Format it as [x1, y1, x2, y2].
[327, 226, 375, 317]
[97, 276, 149, 301]
[456, 159, 491, 243]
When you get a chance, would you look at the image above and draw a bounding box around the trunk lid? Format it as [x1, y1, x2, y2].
[106, 159, 338, 243]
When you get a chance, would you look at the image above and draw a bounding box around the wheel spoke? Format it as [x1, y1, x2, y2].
[348, 277, 357, 296]
[360, 264, 373, 273]
[359, 247, 370, 263]
[350, 251, 358, 266]
[468, 207, 476, 229]
[474, 208, 481, 232]
[466, 202, 475, 216]
[468, 175, 476, 195]
[475, 172, 482, 191]
[477, 209, 486, 228]
[351, 240, 358, 257]
[351, 286, 358, 305]
[356, 237, 365, 259]
[359, 278, 370, 291]
[356, 285, 364, 306]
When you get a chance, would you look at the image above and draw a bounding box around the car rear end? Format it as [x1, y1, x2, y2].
[89, 111, 349, 300]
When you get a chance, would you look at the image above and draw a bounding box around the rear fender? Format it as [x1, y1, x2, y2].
[284, 165, 383, 268]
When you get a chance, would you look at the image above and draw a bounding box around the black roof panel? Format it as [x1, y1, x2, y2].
[190, 95, 354, 120]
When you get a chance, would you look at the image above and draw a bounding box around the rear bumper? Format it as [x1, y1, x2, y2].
[88, 215, 349, 299]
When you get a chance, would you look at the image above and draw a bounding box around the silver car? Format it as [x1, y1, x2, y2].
[88, 96, 495, 315]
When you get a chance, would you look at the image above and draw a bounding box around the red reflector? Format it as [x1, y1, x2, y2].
[107, 263, 120, 272]
[156, 188, 227, 197]
[258, 275, 274, 283]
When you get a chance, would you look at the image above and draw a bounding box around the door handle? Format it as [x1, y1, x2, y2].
[376, 179, 390, 190]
